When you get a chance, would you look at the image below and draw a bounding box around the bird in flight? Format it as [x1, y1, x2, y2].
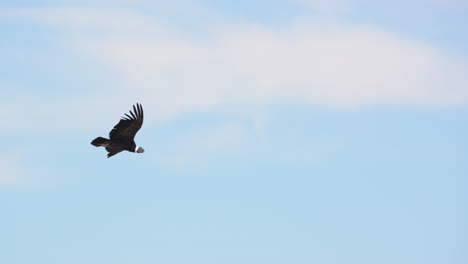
[91, 103, 145, 158]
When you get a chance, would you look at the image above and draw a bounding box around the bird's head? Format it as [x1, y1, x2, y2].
[135, 146, 145, 153]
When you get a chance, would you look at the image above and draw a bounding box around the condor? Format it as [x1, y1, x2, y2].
[91, 103, 145, 158]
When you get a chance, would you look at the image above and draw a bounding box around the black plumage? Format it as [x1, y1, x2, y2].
[91, 103, 145, 158]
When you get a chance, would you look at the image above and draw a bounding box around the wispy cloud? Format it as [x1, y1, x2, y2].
[68, 9, 468, 108]
[1, 6, 467, 133]
[294, 0, 351, 13]
[156, 122, 248, 169]
[0, 154, 27, 186]
[295, 0, 468, 10]
[1, 7, 159, 34]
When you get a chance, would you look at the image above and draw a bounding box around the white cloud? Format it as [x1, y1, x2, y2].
[73, 12, 467, 109]
[1, 7, 467, 132]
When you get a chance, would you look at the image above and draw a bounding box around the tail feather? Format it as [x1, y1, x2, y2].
[91, 137, 110, 147]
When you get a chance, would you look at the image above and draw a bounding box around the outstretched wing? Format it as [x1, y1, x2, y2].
[109, 103, 144, 141]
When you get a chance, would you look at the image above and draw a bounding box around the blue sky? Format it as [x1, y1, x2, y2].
[1, 1, 467, 263]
